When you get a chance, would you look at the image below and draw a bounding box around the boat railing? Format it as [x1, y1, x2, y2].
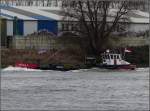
[101, 53, 122, 60]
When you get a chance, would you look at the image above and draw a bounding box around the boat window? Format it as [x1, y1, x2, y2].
[117, 55, 119, 59]
[114, 55, 116, 59]
[111, 55, 113, 59]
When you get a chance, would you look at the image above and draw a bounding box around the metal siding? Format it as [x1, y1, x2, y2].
[128, 24, 149, 32]
[13, 19, 24, 36]
[17, 20, 24, 35]
[0, 12, 14, 19]
[38, 20, 58, 34]
[7, 20, 13, 36]
[30, 16, 51, 20]
[24, 21, 37, 36]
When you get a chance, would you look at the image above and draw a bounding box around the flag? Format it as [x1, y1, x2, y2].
[124, 48, 132, 53]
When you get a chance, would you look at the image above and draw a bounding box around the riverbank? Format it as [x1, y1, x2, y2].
[1, 46, 149, 69]
[1, 48, 85, 69]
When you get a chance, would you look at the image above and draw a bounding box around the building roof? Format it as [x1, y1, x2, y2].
[0, 5, 62, 20]
[0, 5, 149, 23]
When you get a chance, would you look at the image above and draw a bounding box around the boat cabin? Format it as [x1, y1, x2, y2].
[101, 53, 130, 66]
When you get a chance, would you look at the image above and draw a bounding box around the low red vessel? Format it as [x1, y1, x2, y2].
[116, 64, 136, 70]
[15, 62, 39, 69]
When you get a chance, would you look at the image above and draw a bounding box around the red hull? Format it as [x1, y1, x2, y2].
[117, 65, 136, 70]
[100, 64, 136, 70]
[15, 62, 39, 69]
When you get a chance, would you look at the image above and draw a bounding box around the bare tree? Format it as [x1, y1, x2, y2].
[62, 0, 131, 55]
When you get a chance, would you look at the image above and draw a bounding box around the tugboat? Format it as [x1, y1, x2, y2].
[99, 50, 136, 70]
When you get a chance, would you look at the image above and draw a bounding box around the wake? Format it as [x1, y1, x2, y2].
[2, 66, 41, 72]
[1, 66, 149, 72]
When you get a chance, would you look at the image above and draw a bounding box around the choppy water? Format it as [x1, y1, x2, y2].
[1, 67, 149, 110]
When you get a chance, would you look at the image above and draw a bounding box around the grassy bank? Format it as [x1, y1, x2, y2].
[1, 48, 85, 68]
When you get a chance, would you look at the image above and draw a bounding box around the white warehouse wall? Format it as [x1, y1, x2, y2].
[7, 20, 13, 36]
[24, 21, 37, 36]
[128, 24, 149, 32]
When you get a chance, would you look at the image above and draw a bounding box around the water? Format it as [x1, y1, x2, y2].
[1, 67, 149, 110]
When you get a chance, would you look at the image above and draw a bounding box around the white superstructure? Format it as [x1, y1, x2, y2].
[101, 53, 130, 66]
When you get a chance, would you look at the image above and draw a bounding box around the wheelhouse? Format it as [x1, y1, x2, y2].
[101, 53, 122, 61]
[101, 52, 130, 65]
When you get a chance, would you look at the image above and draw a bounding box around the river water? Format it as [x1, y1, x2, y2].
[1, 67, 149, 110]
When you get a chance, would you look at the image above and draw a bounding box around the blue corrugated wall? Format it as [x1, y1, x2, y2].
[13, 19, 24, 36]
[17, 20, 24, 35]
[12, 20, 58, 36]
[38, 20, 58, 35]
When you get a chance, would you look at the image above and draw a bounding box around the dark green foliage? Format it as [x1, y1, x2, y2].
[125, 46, 149, 67]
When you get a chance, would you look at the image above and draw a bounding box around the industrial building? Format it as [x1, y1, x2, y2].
[0, 0, 149, 47]
[0, 5, 62, 47]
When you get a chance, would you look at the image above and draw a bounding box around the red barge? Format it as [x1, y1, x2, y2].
[15, 62, 39, 69]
